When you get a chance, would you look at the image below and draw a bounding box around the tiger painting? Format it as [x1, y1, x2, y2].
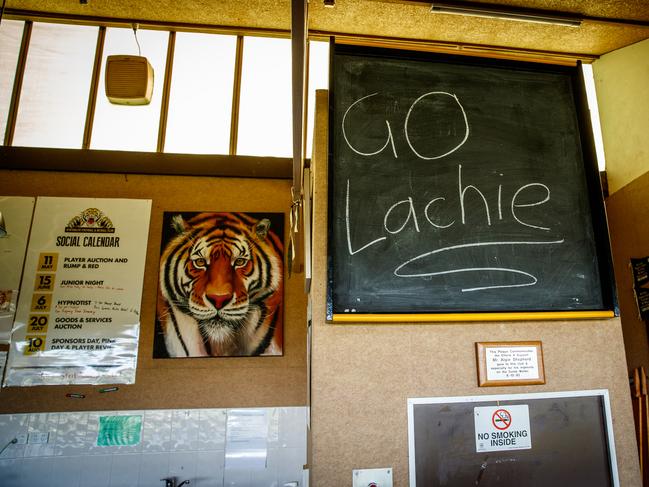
[154, 212, 284, 358]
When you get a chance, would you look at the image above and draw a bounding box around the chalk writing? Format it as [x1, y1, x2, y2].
[341, 91, 561, 292]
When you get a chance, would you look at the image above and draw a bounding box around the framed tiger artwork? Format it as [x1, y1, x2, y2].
[153, 212, 284, 358]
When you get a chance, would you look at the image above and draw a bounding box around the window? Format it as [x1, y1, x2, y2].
[0, 20, 23, 143]
[12, 23, 97, 148]
[237, 36, 292, 157]
[306, 40, 329, 158]
[582, 63, 607, 171]
[91, 27, 168, 152]
[1, 19, 333, 159]
[164, 32, 237, 155]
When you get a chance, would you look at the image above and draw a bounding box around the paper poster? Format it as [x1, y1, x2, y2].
[636, 289, 649, 321]
[0, 197, 36, 343]
[474, 404, 532, 453]
[0, 351, 7, 385]
[632, 257, 649, 288]
[0, 290, 18, 343]
[631, 257, 649, 321]
[153, 212, 284, 358]
[97, 415, 142, 446]
[4, 197, 151, 386]
[225, 409, 269, 469]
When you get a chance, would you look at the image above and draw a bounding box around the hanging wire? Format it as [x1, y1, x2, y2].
[132, 23, 141, 56]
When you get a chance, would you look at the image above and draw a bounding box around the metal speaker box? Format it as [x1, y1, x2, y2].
[105, 55, 154, 106]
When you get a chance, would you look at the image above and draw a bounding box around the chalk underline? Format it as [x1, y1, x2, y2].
[393, 239, 565, 292]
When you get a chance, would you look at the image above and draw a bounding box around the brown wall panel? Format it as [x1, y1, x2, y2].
[309, 90, 640, 486]
[0, 168, 307, 412]
[606, 170, 649, 373]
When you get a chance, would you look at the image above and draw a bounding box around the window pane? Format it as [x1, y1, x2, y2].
[91, 27, 168, 152]
[12, 23, 96, 148]
[165, 32, 236, 155]
[582, 64, 606, 171]
[306, 40, 329, 158]
[237, 36, 292, 157]
[0, 20, 23, 144]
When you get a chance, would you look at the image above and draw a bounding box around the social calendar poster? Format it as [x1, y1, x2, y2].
[4, 197, 151, 386]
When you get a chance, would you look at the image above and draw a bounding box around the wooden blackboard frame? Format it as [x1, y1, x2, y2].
[407, 390, 620, 487]
[326, 42, 618, 322]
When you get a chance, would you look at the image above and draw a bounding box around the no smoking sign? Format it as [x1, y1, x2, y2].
[492, 409, 511, 430]
[474, 404, 532, 453]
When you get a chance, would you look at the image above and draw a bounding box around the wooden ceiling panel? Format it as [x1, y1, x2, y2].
[308, 0, 649, 56]
[6, 0, 292, 30]
[6, 0, 649, 56]
[456, 0, 649, 21]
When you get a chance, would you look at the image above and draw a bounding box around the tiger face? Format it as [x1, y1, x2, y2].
[157, 212, 283, 357]
[81, 208, 102, 226]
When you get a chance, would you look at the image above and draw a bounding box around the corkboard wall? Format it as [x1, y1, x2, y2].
[606, 169, 649, 373]
[309, 91, 640, 487]
[0, 169, 307, 413]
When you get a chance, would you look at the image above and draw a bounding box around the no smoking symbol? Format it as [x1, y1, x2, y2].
[492, 409, 512, 430]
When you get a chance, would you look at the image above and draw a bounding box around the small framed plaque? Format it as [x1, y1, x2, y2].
[476, 341, 545, 387]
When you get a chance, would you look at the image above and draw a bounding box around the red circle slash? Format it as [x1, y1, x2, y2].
[492, 409, 512, 430]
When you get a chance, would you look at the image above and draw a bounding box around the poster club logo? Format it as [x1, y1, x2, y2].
[65, 208, 115, 234]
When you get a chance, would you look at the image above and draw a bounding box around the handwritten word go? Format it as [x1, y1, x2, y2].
[342, 91, 470, 160]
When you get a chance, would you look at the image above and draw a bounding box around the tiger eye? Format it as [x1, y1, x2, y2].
[193, 257, 207, 268]
[234, 257, 247, 267]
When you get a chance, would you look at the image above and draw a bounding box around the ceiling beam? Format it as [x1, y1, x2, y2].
[320, 30, 597, 64]
[291, 0, 308, 202]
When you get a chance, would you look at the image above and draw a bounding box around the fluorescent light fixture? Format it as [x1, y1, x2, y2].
[431, 2, 582, 27]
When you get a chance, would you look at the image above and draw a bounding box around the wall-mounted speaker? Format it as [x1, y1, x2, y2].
[105, 55, 154, 106]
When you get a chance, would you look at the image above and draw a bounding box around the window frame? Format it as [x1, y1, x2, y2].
[1, 16, 311, 168]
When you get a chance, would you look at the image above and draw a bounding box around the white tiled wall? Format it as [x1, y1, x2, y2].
[0, 407, 307, 487]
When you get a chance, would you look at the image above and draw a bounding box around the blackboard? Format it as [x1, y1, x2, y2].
[407, 391, 619, 486]
[327, 43, 617, 317]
